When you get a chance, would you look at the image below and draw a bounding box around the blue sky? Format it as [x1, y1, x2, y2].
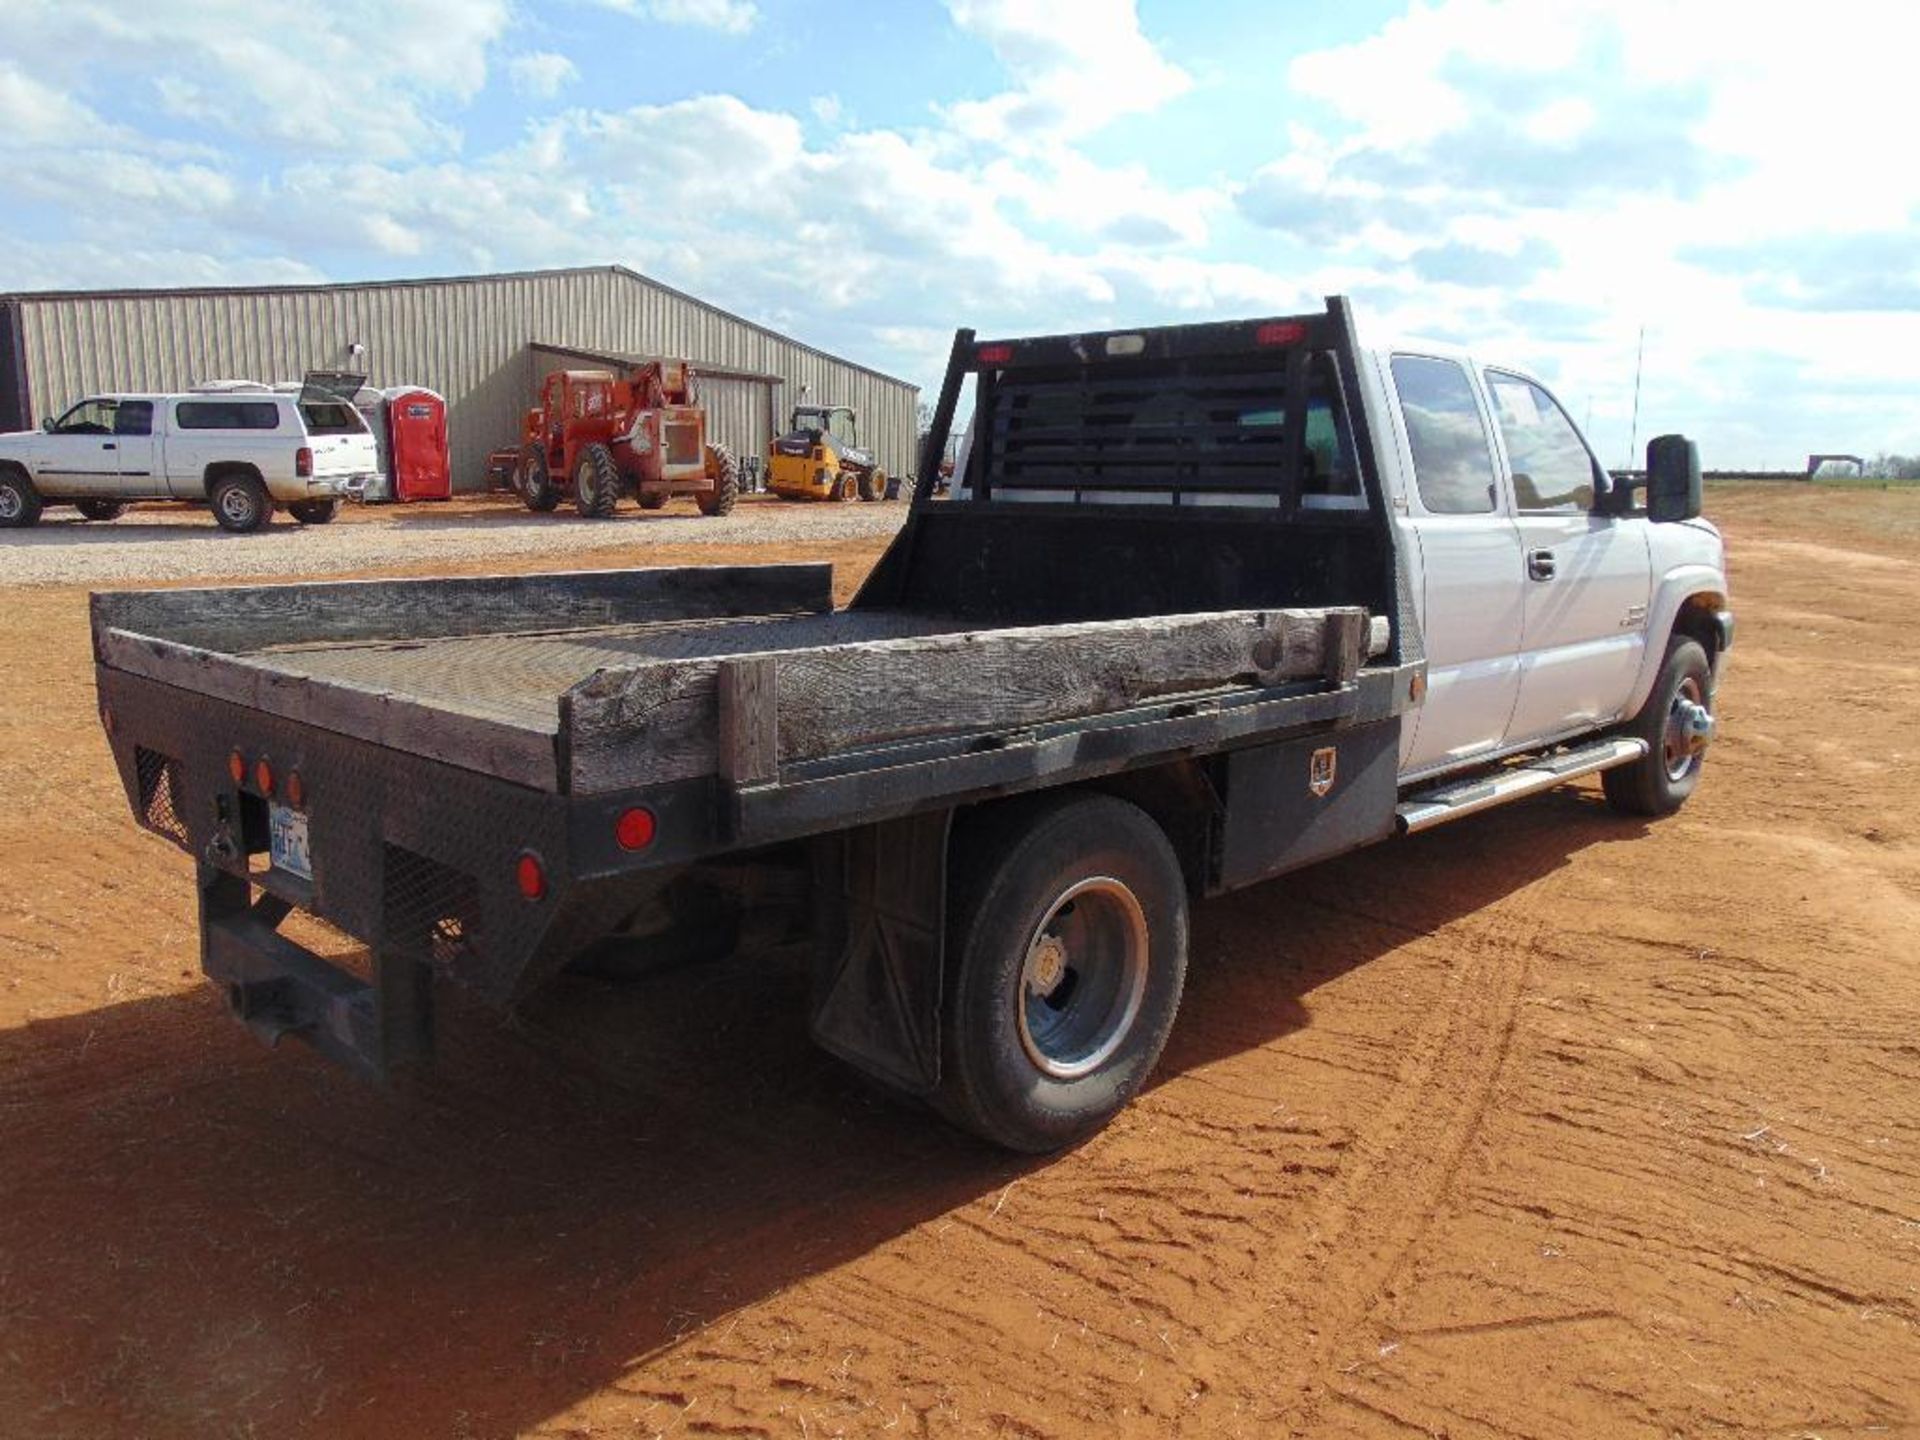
[1, 0, 1914, 467]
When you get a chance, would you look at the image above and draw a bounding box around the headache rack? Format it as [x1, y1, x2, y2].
[944, 301, 1383, 516]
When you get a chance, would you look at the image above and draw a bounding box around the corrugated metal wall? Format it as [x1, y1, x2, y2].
[9, 268, 919, 490]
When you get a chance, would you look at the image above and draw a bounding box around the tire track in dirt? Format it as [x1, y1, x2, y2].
[1175, 900, 1545, 1434]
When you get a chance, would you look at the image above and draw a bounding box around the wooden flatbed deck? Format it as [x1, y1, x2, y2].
[93, 562, 1376, 796]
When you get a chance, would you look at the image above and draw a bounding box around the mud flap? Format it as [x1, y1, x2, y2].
[808, 810, 951, 1095]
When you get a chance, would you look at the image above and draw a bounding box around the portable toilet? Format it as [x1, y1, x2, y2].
[384, 388, 451, 501]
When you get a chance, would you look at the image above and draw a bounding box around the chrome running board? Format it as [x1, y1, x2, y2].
[1396, 737, 1648, 835]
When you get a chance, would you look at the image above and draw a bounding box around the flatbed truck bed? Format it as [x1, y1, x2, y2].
[95, 298, 1467, 1151]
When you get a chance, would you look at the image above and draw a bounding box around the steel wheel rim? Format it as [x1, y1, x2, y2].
[0, 486, 20, 521]
[218, 487, 254, 525]
[1017, 876, 1149, 1080]
[1664, 674, 1708, 782]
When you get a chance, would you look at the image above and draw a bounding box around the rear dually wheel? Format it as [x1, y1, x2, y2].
[937, 794, 1189, 1152]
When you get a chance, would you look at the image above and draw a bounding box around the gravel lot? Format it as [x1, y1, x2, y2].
[0, 495, 909, 587]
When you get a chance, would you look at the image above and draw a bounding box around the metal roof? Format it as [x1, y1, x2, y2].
[0, 264, 916, 391]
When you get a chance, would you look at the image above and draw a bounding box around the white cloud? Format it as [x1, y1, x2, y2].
[586, 0, 758, 34]
[2, 0, 511, 161]
[944, 0, 1190, 146]
[507, 51, 579, 99]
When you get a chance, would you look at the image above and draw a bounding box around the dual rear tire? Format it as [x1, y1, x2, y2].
[936, 795, 1188, 1153]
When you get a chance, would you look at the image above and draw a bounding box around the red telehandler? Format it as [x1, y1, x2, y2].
[516, 360, 738, 518]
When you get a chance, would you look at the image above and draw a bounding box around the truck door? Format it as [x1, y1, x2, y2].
[110, 400, 159, 497]
[1387, 354, 1527, 777]
[1482, 371, 1651, 746]
[39, 399, 123, 495]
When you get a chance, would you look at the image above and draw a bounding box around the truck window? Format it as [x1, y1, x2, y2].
[299, 401, 366, 436]
[1390, 356, 1498, 515]
[1484, 372, 1600, 513]
[52, 399, 118, 435]
[1302, 352, 1363, 508]
[114, 401, 154, 437]
[175, 400, 282, 431]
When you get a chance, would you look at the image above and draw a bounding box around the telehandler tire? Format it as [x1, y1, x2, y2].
[574, 443, 621, 519]
[519, 449, 559, 512]
[697, 443, 738, 517]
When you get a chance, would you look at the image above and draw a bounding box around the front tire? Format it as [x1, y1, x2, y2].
[1604, 636, 1714, 816]
[76, 499, 128, 522]
[573, 443, 621, 519]
[289, 498, 339, 525]
[937, 795, 1189, 1153]
[209, 472, 271, 533]
[0, 469, 44, 528]
[858, 466, 885, 502]
[696, 443, 738, 516]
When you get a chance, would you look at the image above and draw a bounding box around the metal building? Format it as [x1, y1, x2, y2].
[0, 266, 919, 490]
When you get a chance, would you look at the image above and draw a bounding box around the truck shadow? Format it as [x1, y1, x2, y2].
[0, 789, 1641, 1437]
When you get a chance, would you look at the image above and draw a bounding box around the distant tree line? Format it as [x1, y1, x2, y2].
[1866, 453, 1920, 480]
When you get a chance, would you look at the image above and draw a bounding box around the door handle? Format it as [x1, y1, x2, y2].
[102, 442, 117, 450]
[1527, 548, 1556, 581]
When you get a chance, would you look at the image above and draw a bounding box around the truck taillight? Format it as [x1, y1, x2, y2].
[615, 807, 656, 851]
[977, 344, 1013, 364]
[516, 852, 547, 901]
[296, 446, 313, 477]
[1255, 322, 1306, 347]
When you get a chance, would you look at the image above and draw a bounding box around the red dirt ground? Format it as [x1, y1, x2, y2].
[2, 486, 1917, 1438]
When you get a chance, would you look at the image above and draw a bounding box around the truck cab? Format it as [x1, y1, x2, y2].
[1359, 343, 1728, 785]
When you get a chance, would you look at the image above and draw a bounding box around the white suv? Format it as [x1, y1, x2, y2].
[0, 380, 379, 532]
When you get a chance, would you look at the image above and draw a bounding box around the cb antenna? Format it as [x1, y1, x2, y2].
[1625, 324, 1645, 469]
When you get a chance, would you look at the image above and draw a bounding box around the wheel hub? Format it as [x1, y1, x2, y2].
[1026, 934, 1069, 996]
[0, 489, 19, 520]
[1015, 876, 1150, 1080]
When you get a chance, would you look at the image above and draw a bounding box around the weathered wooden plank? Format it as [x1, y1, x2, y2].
[97, 628, 558, 790]
[717, 657, 779, 787]
[89, 563, 834, 659]
[1322, 609, 1368, 686]
[564, 607, 1369, 793]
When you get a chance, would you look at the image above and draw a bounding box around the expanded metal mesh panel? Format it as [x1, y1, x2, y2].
[383, 844, 483, 969]
[985, 361, 1290, 491]
[134, 745, 189, 847]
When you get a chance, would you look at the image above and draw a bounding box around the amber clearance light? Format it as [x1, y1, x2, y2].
[254, 757, 275, 797]
[228, 749, 247, 786]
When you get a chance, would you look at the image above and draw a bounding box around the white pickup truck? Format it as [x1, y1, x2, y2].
[0, 382, 379, 532]
[90, 299, 1731, 1151]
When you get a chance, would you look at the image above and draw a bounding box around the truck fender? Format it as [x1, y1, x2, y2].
[1621, 566, 1730, 717]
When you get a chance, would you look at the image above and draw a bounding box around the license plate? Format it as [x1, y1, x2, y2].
[269, 803, 312, 879]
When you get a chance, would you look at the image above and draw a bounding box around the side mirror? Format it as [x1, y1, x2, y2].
[1645, 433, 1701, 523]
[40, 418, 55, 433]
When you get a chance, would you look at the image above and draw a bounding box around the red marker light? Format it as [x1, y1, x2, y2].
[977, 344, 1013, 365]
[254, 758, 275, 796]
[1255, 321, 1306, 347]
[516, 852, 547, 901]
[228, 749, 247, 785]
[614, 807, 657, 852]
